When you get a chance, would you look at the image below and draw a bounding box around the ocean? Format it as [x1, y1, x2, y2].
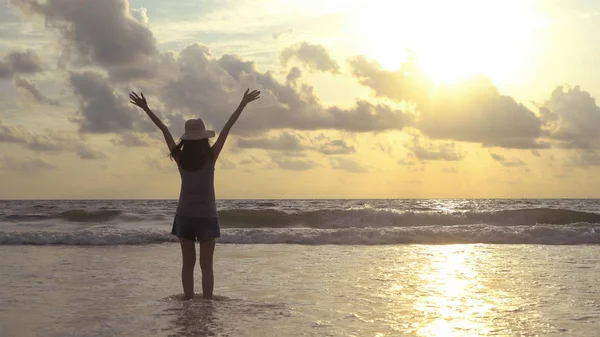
[1, 199, 599, 336]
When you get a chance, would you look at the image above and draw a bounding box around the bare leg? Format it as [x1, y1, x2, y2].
[199, 239, 216, 300]
[180, 239, 196, 300]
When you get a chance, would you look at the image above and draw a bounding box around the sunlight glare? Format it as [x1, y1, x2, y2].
[356, 0, 538, 84]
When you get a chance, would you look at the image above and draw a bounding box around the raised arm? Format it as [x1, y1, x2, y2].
[129, 92, 177, 152]
[212, 88, 260, 161]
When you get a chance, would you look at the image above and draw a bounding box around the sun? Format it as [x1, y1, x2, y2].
[355, 0, 539, 85]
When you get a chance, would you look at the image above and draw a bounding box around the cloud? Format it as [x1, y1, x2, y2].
[407, 135, 464, 161]
[349, 56, 546, 149]
[0, 120, 106, 159]
[14, 77, 60, 105]
[349, 54, 432, 104]
[75, 144, 105, 160]
[0, 120, 66, 151]
[271, 155, 318, 171]
[443, 167, 457, 174]
[239, 155, 262, 166]
[312, 136, 355, 155]
[329, 157, 367, 173]
[489, 153, 527, 167]
[145, 155, 172, 172]
[0, 156, 56, 172]
[397, 158, 417, 166]
[11, 0, 157, 77]
[130, 7, 149, 25]
[0, 49, 43, 79]
[237, 131, 304, 152]
[69, 70, 154, 133]
[285, 67, 302, 86]
[566, 150, 600, 167]
[541, 85, 600, 149]
[375, 142, 394, 156]
[160, 45, 413, 134]
[217, 158, 236, 170]
[236, 132, 355, 155]
[110, 133, 151, 147]
[280, 42, 340, 73]
[272, 28, 294, 40]
[420, 76, 547, 149]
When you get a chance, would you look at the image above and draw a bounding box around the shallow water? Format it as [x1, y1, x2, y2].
[1, 244, 599, 336]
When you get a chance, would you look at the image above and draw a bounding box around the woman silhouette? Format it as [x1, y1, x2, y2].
[130, 89, 261, 300]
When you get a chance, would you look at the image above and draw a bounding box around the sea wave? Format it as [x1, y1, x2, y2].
[5, 210, 148, 223]
[217, 208, 600, 228]
[3, 207, 600, 228]
[1, 224, 599, 245]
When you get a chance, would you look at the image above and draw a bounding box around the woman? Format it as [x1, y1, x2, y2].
[129, 89, 261, 300]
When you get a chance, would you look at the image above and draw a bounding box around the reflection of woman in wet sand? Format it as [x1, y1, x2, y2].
[170, 301, 217, 336]
[130, 89, 261, 300]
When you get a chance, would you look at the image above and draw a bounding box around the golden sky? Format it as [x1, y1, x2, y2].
[2, 0, 600, 199]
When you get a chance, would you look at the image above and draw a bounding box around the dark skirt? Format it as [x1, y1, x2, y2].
[171, 214, 220, 242]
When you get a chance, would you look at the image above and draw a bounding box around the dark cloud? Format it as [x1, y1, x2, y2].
[329, 157, 368, 173]
[541, 85, 600, 149]
[280, 42, 340, 73]
[69, 70, 154, 133]
[14, 77, 60, 105]
[0, 49, 43, 79]
[11, 0, 157, 78]
[489, 153, 527, 167]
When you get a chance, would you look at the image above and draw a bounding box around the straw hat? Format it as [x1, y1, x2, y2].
[180, 118, 215, 140]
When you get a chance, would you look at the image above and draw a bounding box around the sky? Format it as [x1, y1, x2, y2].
[2, 0, 600, 199]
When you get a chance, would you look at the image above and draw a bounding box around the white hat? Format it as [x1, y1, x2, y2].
[180, 118, 215, 140]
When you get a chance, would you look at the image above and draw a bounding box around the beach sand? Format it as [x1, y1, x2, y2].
[1, 244, 599, 336]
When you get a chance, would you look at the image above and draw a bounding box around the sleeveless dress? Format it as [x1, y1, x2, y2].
[170, 160, 220, 241]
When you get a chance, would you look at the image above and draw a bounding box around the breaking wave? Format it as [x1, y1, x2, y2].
[1, 223, 599, 246]
[216, 208, 600, 228]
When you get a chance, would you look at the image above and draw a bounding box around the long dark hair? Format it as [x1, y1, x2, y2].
[170, 139, 214, 171]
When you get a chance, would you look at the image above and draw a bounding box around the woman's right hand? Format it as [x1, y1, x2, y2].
[241, 88, 260, 105]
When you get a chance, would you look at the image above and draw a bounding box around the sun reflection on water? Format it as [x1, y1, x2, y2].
[411, 245, 496, 336]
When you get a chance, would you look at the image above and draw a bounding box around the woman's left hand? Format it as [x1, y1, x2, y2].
[129, 92, 149, 110]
